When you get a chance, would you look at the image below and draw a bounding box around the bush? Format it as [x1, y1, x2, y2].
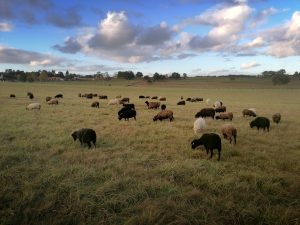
[272, 74, 291, 85]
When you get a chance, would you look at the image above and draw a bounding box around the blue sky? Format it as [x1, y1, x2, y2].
[0, 0, 299, 76]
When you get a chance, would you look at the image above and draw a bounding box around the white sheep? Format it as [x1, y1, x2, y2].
[248, 108, 256, 114]
[107, 99, 120, 105]
[220, 123, 237, 145]
[193, 117, 206, 134]
[26, 103, 41, 110]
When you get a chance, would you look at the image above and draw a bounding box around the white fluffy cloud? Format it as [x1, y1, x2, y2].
[241, 61, 260, 69]
[0, 22, 13, 32]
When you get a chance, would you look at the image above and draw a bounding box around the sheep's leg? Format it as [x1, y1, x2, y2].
[218, 150, 221, 161]
[87, 142, 91, 149]
[205, 148, 209, 155]
[134, 116, 136, 120]
[210, 149, 213, 159]
[229, 138, 232, 144]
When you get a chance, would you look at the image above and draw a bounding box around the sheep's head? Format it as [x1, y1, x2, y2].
[250, 121, 255, 128]
[215, 116, 220, 120]
[191, 139, 202, 149]
[145, 101, 149, 106]
[153, 116, 158, 121]
[71, 131, 77, 141]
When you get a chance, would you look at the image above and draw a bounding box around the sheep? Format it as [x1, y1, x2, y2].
[193, 97, 203, 102]
[213, 101, 223, 108]
[153, 110, 173, 122]
[161, 104, 166, 110]
[27, 92, 34, 99]
[215, 106, 226, 113]
[121, 97, 130, 103]
[220, 124, 237, 144]
[99, 95, 108, 99]
[159, 97, 166, 101]
[122, 103, 135, 110]
[250, 117, 270, 131]
[91, 101, 100, 108]
[215, 112, 233, 121]
[118, 108, 136, 121]
[206, 98, 211, 105]
[55, 94, 63, 98]
[193, 117, 206, 134]
[145, 101, 160, 109]
[139, 95, 145, 98]
[116, 95, 122, 98]
[243, 109, 256, 117]
[177, 100, 185, 105]
[47, 99, 59, 105]
[10, 94, 16, 98]
[86, 93, 93, 99]
[26, 103, 41, 110]
[145, 96, 150, 98]
[272, 113, 281, 124]
[191, 133, 222, 161]
[151, 96, 158, 99]
[46, 96, 52, 102]
[108, 99, 120, 105]
[195, 108, 215, 119]
[93, 93, 98, 97]
[248, 108, 256, 114]
[186, 97, 191, 101]
[71, 128, 96, 149]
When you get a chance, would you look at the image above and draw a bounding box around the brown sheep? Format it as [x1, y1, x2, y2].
[151, 96, 158, 99]
[177, 100, 185, 105]
[215, 112, 233, 121]
[91, 101, 100, 108]
[145, 101, 160, 109]
[220, 124, 237, 145]
[272, 113, 281, 124]
[47, 99, 59, 105]
[243, 109, 256, 117]
[159, 97, 166, 101]
[153, 110, 174, 121]
[215, 106, 226, 113]
[121, 97, 130, 103]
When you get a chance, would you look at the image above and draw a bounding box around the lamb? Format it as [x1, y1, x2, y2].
[195, 108, 215, 119]
[193, 117, 206, 134]
[47, 99, 59, 105]
[243, 109, 256, 117]
[27, 92, 34, 99]
[272, 113, 281, 124]
[215, 106, 226, 113]
[26, 103, 41, 110]
[250, 117, 270, 131]
[145, 101, 160, 109]
[55, 94, 63, 98]
[71, 128, 96, 149]
[91, 101, 100, 108]
[220, 124, 237, 144]
[177, 100, 185, 105]
[161, 104, 166, 110]
[159, 97, 166, 101]
[191, 133, 222, 161]
[108, 99, 120, 105]
[153, 110, 173, 122]
[215, 112, 233, 121]
[46, 96, 52, 102]
[118, 108, 136, 121]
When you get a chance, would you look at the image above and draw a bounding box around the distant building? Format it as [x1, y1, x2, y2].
[48, 77, 64, 81]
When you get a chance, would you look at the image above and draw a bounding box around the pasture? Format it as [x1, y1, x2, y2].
[0, 78, 299, 225]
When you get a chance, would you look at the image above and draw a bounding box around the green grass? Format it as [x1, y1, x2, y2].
[0, 78, 299, 225]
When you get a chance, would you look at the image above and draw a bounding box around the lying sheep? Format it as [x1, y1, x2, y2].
[119, 108, 136, 121]
[193, 117, 206, 134]
[161, 104, 166, 110]
[243, 109, 256, 117]
[215, 106, 226, 113]
[250, 117, 270, 132]
[46, 96, 52, 102]
[10, 94, 16, 98]
[108, 99, 120, 105]
[248, 108, 256, 114]
[153, 110, 173, 122]
[190, 97, 203, 102]
[91, 101, 100, 108]
[47, 99, 59, 105]
[195, 108, 215, 119]
[26, 103, 41, 110]
[191, 133, 222, 161]
[215, 112, 233, 121]
[272, 113, 281, 124]
[177, 100, 185, 105]
[145, 101, 160, 109]
[93, 93, 98, 97]
[220, 124, 237, 145]
[71, 128, 96, 148]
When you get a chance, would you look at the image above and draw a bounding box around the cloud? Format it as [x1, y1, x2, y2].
[251, 7, 278, 27]
[0, 22, 13, 32]
[47, 8, 82, 28]
[53, 37, 82, 53]
[67, 64, 125, 74]
[245, 36, 264, 48]
[241, 61, 260, 69]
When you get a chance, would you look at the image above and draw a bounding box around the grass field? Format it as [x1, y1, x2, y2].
[0, 78, 299, 225]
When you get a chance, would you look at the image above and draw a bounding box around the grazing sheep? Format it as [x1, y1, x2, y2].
[243, 109, 256, 117]
[55, 94, 63, 98]
[121, 97, 130, 103]
[71, 128, 96, 149]
[27, 92, 34, 99]
[46, 96, 52, 102]
[191, 133, 222, 161]
[177, 100, 185, 105]
[108, 99, 120, 105]
[91, 101, 100, 108]
[139, 95, 145, 98]
[250, 117, 270, 131]
[86, 93, 93, 99]
[47, 99, 59, 105]
[220, 124, 237, 144]
[151, 96, 158, 99]
[215, 112, 233, 121]
[161, 104, 166, 110]
[195, 108, 215, 119]
[159, 97, 166, 101]
[272, 113, 281, 124]
[213, 101, 223, 108]
[26, 103, 41, 110]
[122, 103, 135, 110]
[153, 110, 174, 122]
[118, 108, 136, 121]
[215, 106, 226, 113]
[10, 94, 16, 98]
[193, 117, 206, 134]
[99, 95, 108, 99]
[145, 101, 160, 109]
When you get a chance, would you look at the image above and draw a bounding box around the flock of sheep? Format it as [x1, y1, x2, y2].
[14, 92, 282, 161]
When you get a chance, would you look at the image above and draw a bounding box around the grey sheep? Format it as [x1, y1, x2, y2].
[71, 128, 96, 148]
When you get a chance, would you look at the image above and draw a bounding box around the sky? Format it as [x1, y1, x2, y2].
[0, 0, 299, 76]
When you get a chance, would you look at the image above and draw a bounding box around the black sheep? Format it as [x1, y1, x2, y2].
[86, 93, 93, 99]
[71, 128, 96, 148]
[55, 94, 63, 98]
[161, 104, 166, 110]
[191, 133, 222, 161]
[27, 92, 34, 99]
[195, 108, 215, 119]
[139, 95, 145, 98]
[118, 108, 136, 121]
[123, 103, 135, 110]
[215, 106, 226, 113]
[10, 94, 16, 98]
[177, 100, 185, 105]
[250, 117, 270, 131]
[99, 95, 108, 99]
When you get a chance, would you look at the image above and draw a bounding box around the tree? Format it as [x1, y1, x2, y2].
[183, 73, 187, 79]
[272, 74, 291, 85]
[136, 72, 143, 78]
[170, 72, 181, 79]
[38, 70, 48, 81]
[117, 71, 135, 80]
